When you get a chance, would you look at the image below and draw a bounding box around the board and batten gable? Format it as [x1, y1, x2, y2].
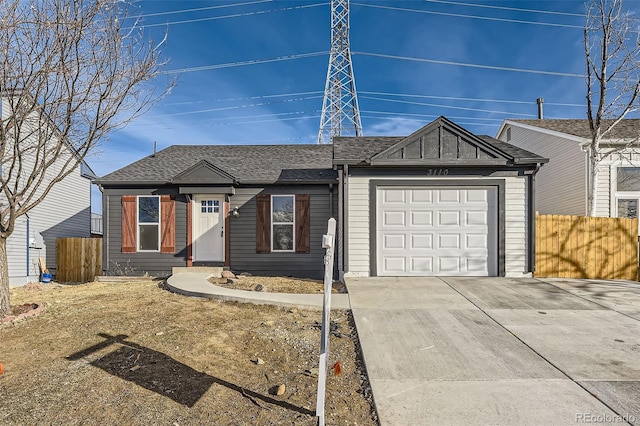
[498, 121, 586, 215]
[229, 185, 337, 279]
[344, 173, 530, 277]
[103, 188, 188, 277]
[2, 97, 92, 285]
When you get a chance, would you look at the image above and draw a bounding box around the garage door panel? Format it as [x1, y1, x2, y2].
[466, 234, 488, 249]
[438, 211, 460, 226]
[438, 189, 460, 203]
[439, 257, 461, 273]
[466, 211, 488, 226]
[377, 186, 497, 277]
[411, 211, 433, 226]
[410, 189, 433, 203]
[466, 257, 488, 272]
[383, 211, 405, 226]
[466, 189, 488, 203]
[410, 257, 433, 273]
[438, 234, 461, 249]
[411, 234, 433, 249]
[383, 234, 406, 250]
[383, 257, 406, 274]
[383, 189, 405, 203]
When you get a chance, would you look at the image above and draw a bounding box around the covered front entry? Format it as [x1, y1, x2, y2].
[192, 195, 225, 262]
[376, 186, 498, 276]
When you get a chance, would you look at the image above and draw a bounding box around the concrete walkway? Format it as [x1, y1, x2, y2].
[347, 276, 640, 426]
[166, 271, 350, 310]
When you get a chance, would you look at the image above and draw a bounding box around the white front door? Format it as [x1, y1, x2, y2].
[193, 195, 225, 262]
[377, 187, 497, 276]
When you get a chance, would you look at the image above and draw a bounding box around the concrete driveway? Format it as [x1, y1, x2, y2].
[346, 277, 640, 425]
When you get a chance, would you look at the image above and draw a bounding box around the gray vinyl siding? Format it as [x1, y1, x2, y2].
[103, 188, 188, 277]
[501, 125, 586, 215]
[229, 185, 337, 279]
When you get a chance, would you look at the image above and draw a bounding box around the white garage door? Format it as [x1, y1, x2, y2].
[376, 187, 497, 276]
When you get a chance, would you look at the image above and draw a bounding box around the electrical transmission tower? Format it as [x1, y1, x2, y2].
[317, 0, 363, 144]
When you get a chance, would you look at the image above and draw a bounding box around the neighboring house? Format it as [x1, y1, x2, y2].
[91, 213, 103, 237]
[95, 116, 547, 279]
[496, 119, 640, 217]
[1, 98, 95, 287]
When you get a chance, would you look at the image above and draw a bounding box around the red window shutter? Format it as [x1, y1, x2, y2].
[121, 196, 136, 253]
[295, 194, 310, 253]
[256, 194, 271, 253]
[161, 195, 175, 253]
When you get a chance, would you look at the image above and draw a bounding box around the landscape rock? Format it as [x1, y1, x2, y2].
[255, 358, 265, 365]
[276, 384, 286, 396]
[254, 284, 266, 292]
[221, 270, 236, 279]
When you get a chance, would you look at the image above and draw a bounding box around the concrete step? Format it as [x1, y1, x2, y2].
[172, 266, 222, 277]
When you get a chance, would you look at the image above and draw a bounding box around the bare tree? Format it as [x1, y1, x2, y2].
[0, 0, 170, 315]
[584, 0, 640, 216]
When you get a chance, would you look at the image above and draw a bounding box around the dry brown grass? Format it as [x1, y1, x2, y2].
[211, 275, 347, 294]
[0, 280, 376, 425]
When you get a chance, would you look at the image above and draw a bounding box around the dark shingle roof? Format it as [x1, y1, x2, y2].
[512, 119, 640, 140]
[96, 144, 336, 185]
[332, 137, 404, 163]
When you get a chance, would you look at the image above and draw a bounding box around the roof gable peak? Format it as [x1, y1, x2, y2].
[171, 160, 237, 185]
[370, 116, 510, 165]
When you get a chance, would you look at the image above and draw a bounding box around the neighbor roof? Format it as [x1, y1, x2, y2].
[96, 144, 336, 185]
[511, 119, 640, 140]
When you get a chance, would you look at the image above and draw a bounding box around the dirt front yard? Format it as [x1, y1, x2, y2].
[0, 280, 377, 425]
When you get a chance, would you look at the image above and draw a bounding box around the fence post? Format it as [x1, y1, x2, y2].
[316, 218, 336, 426]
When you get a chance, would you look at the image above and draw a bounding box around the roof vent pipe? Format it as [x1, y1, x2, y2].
[152, 141, 156, 157]
[536, 97, 544, 119]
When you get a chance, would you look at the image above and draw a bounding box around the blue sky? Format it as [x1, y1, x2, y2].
[89, 0, 639, 211]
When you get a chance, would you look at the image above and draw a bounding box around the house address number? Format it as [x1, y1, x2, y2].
[426, 168, 449, 176]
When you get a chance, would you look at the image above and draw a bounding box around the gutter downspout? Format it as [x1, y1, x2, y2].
[529, 163, 542, 275]
[101, 187, 109, 275]
[344, 164, 349, 276]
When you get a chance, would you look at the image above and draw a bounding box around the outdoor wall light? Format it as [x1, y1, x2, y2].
[232, 206, 240, 217]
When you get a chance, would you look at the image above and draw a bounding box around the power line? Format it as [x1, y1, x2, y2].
[163, 51, 328, 74]
[352, 3, 583, 29]
[136, 0, 272, 18]
[148, 96, 322, 118]
[362, 110, 506, 122]
[360, 91, 585, 107]
[354, 52, 584, 78]
[138, 2, 327, 28]
[359, 95, 537, 117]
[423, 0, 584, 18]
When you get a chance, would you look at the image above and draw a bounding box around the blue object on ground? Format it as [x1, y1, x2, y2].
[41, 273, 52, 284]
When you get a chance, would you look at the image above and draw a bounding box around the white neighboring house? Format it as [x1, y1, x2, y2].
[496, 119, 640, 218]
[1, 97, 95, 287]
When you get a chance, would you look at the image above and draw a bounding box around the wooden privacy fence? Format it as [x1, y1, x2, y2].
[56, 238, 102, 282]
[535, 214, 638, 280]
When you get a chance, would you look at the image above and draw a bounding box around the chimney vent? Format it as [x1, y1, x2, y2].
[536, 98, 544, 119]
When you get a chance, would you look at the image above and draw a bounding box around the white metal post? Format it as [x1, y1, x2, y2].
[316, 218, 336, 426]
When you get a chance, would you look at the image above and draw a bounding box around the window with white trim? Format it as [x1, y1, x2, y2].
[272, 195, 295, 251]
[614, 167, 640, 218]
[200, 199, 220, 214]
[138, 196, 160, 251]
